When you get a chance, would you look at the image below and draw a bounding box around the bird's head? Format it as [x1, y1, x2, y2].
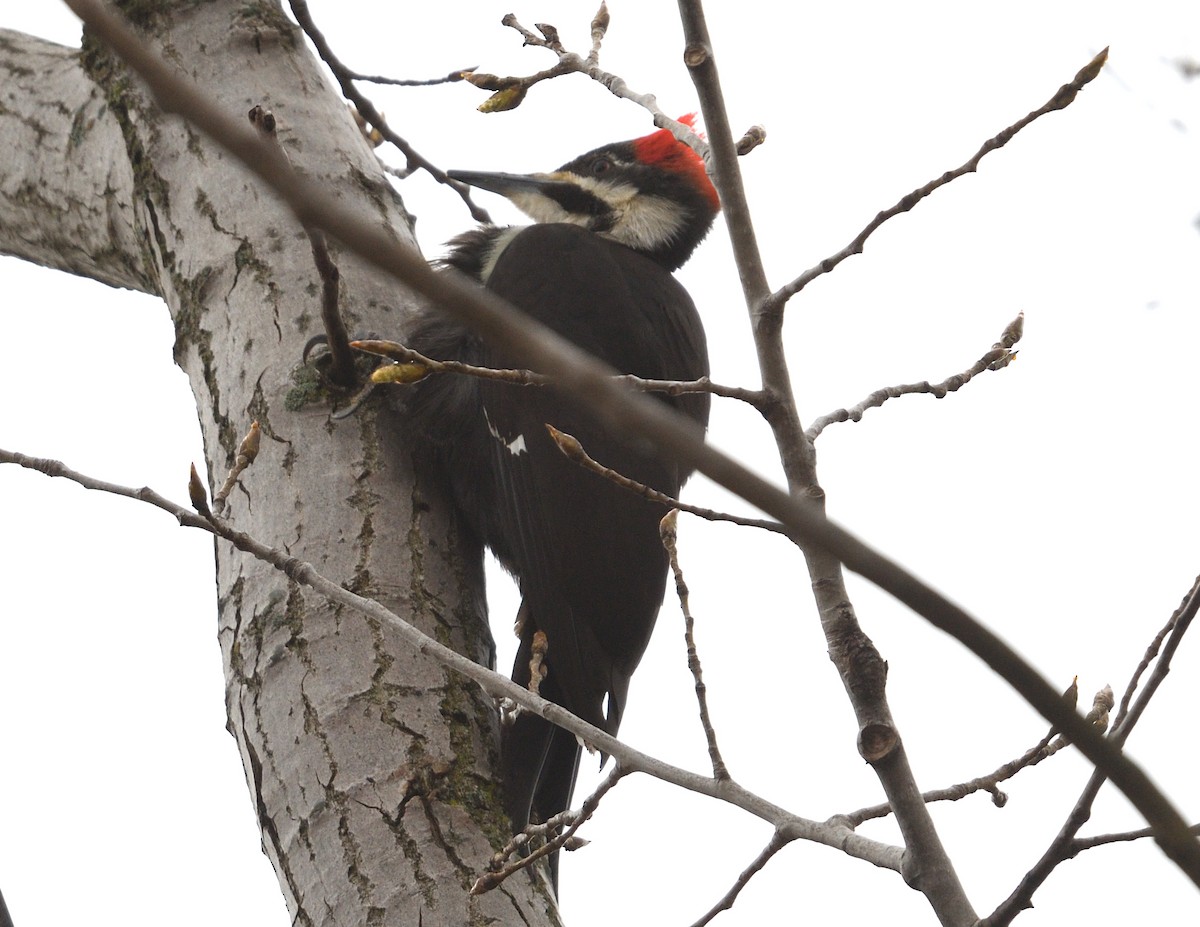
[449, 116, 720, 271]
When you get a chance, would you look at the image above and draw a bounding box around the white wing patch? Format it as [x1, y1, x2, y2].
[483, 407, 528, 456]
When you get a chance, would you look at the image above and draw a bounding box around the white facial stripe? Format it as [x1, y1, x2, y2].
[565, 175, 687, 252]
[569, 174, 637, 201]
[499, 172, 687, 256]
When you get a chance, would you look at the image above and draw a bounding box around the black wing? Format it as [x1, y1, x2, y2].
[479, 223, 709, 735]
[406, 223, 709, 856]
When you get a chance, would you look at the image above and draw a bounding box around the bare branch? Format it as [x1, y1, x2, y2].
[248, 104, 356, 386]
[981, 574, 1200, 926]
[675, 0, 810, 487]
[676, 4, 1112, 921]
[0, 445, 905, 873]
[678, 0, 977, 919]
[63, 0, 1200, 885]
[1111, 574, 1200, 733]
[613, 373, 767, 407]
[478, 6, 670, 117]
[842, 718, 1077, 828]
[474, 1, 764, 163]
[769, 48, 1110, 310]
[354, 338, 766, 406]
[1110, 578, 1200, 744]
[286, 0, 491, 222]
[546, 426, 790, 537]
[1073, 823, 1200, 853]
[806, 312, 1024, 440]
[661, 510, 730, 780]
[345, 67, 474, 88]
[689, 830, 790, 927]
[474, 764, 627, 894]
[356, 337, 544, 387]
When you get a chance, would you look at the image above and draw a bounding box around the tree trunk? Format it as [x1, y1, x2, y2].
[0, 6, 559, 924]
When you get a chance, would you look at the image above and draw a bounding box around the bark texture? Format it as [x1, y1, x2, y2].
[1, 7, 560, 925]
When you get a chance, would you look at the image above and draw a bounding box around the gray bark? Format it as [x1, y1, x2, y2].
[0, 26, 149, 291]
[0, 7, 558, 925]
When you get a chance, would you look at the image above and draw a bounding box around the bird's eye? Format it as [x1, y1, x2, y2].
[590, 157, 611, 175]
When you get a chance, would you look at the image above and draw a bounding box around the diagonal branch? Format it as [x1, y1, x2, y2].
[63, 0, 1200, 888]
[768, 48, 1109, 312]
[688, 829, 790, 927]
[474, 764, 628, 894]
[546, 425, 789, 536]
[286, 0, 491, 222]
[981, 573, 1200, 926]
[1110, 576, 1200, 732]
[806, 312, 1024, 440]
[0, 445, 904, 873]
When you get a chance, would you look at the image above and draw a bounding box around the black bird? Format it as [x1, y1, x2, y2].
[405, 119, 719, 886]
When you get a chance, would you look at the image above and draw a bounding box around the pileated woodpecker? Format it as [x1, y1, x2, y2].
[405, 120, 719, 885]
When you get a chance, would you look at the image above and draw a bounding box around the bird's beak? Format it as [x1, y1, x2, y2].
[448, 170, 570, 199]
[449, 169, 605, 226]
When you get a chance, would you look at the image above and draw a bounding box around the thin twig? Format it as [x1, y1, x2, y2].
[248, 105, 355, 386]
[614, 373, 766, 407]
[806, 312, 1024, 440]
[841, 721, 1075, 827]
[1111, 574, 1200, 732]
[212, 420, 261, 515]
[356, 338, 546, 387]
[661, 510, 730, 780]
[981, 575, 1200, 926]
[287, 0, 491, 223]
[353, 338, 766, 407]
[63, 0, 1200, 883]
[340, 66, 474, 87]
[546, 426, 790, 537]
[768, 48, 1109, 311]
[1073, 823, 1200, 853]
[474, 764, 627, 894]
[689, 830, 790, 927]
[478, 5, 661, 117]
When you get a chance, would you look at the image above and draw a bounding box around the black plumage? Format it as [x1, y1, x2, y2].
[403, 124, 718, 889]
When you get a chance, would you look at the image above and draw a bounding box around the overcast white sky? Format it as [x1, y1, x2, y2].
[2, 2, 1199, 925]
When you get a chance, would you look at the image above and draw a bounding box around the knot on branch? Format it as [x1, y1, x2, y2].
[858, 723, 900, 763]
